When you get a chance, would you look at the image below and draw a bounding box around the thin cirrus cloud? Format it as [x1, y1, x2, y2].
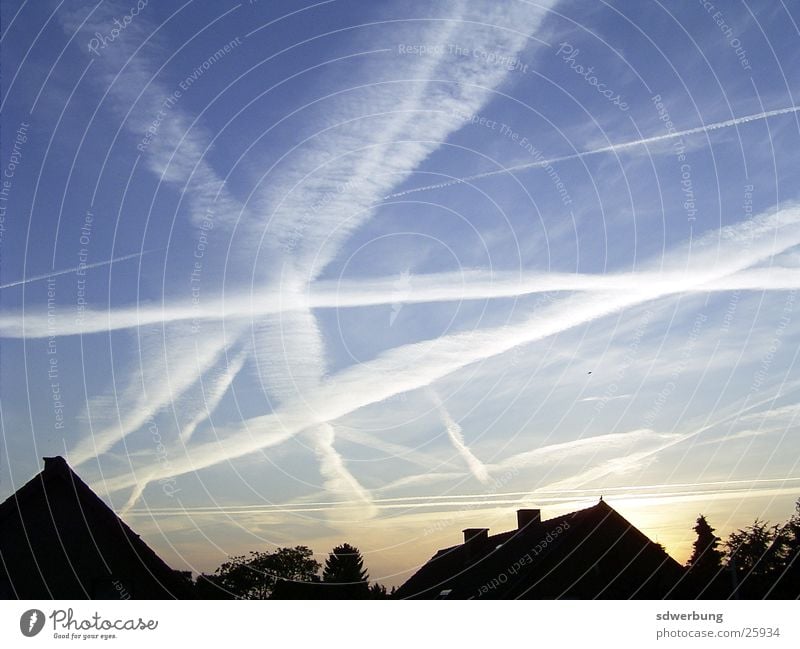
[93, 202, 800, 497]
[241, 0, 557, 519]
[57, 4, 245, 230]
[178, 346, 250, 444]
[50, 4, 251, 476]
[69, 323, 240, 467]
[3, 265, 799, 339]
[370, 428, 690, 496]
[383, 105, 800, 200]
[254, 307, 376, 520]
[247, 1, 554, 277]
[36, 3, 799, 531]
[428, 388, 491, 484]
[69, 1, 559, 511]
[51, 3, 272, 483]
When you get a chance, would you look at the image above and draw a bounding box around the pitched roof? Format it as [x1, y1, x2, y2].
[395, 500, 684, 599]
[0, 456, 191, 599]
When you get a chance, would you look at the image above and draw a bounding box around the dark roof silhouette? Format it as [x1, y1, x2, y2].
[395, 500, 685, 599]
[0, 456, 191, 599]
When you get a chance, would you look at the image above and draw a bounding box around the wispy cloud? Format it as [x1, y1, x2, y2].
[69, 323, 237, 466]
[179, 347, 249, 444]
[428, 389, 490, 483]
[249, 1, 554, 275]
[59, 4, 244, 229]
[531, 432, 696, 494]
[42, 4, 800, 527]
[384, 105, 800, 200]
[52, 4, 255, 479]
[238, 0, 557, 521]
[251, 308, 376, 522]
[305, 423, 378, 520]
[96, 203, 800, 493]
[5, 265, 800, 339]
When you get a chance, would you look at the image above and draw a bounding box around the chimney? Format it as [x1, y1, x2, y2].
[463, 528, 489, 544]
[462, 528, 489, 562]
[43, 456, 70, 478]
[517, 508, 541, 531]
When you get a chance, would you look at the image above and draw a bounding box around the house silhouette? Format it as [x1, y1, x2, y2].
[395, 500, 684, 599]
[0, 456, 191, 599]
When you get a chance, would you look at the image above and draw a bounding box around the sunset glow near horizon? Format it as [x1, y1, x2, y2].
[2, 1, 800, 585]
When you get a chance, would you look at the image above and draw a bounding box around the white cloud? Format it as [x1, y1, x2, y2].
[385, 105, 800, 200]
[69, 323, 238, 466]
[96, 203, 800, 493]
[428, 388, 490, 483]
[5, 265, 800, 339]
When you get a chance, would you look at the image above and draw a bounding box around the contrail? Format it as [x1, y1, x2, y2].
[95, 204, 800, 493]
[4, 265, 800, 339]
[0, 250, 158, 290]
[428, 388, 490, 484]
[383, 105, 800, 200]
[118, 484, 800, 516]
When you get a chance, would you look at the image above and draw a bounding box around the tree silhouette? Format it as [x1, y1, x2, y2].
[688, 515, 725, 571]
[194, 573, 234, 599]
[323, 543, 370, 598]
[211, 546, 320, 599]
[726, 519, 789, 598]
[767, 498, 800, 598]
[684, 515, 727, 597]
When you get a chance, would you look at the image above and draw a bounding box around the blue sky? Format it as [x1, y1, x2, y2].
[2, 0, 800, 584]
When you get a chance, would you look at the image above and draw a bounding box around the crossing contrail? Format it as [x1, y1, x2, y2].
[0, 250, 158, 290]
[383, 105, 800, 200]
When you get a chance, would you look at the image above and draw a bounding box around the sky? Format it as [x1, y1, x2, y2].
[1, 0, 800, 587]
